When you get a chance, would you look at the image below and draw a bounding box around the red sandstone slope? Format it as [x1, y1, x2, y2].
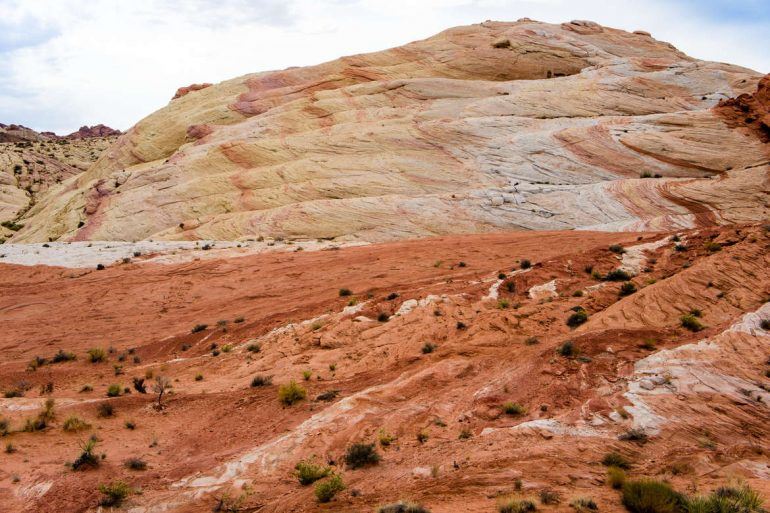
[0, 226, 768, 512]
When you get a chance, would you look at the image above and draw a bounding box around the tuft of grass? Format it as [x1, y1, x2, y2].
[52, 349, 76, 363]
[570, 497, 598, 512]
[302, 370, 313, 381]
[295, 459, 331, 485]
[124, 420, 136, 430]
[540, 489, 561, 505]
[498, 298, 510, 309]
[607, 467, 626, 489]
[195, 373, 204, 381]
[344, 442, 380, 469]
[498, 498, 536, 513]
[249, 375, 271, 389]
[278, 380, 306, 405]
[602, 452, 631, 469]
[502, 402, 526, 416]
[98, 480, 132, 507]
[416, 431, 429, 443]
[605, 269, 632, 282]
[680, 314, 704, 332]
[62, 416, 91, 433]
[125, 457, 147, 470]
[378, 429, 396, 447]
[87, 348, 106, 363]
[687, 484, 764, 513]
[314, 473, 345, 503]
[621, 479, 685, 513]
[106, 384, 121, 397]
[524, 336, 540, 345]
[246, 343, 261, 353]
[97, 402, 115, 418]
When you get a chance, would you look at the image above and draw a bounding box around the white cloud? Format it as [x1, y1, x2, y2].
[0, 0, 767, 134]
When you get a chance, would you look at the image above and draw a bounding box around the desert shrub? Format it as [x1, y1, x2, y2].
[686, 484, 764, 513]
[558, 340, 577, 357]
[458, 428, 473, 440]
[540, 489, 561, 505]
[98, 480, 132, 507]
[498, 298, 510, 309]
[5, 442, 16, 453]
[620, 282, 637, 296]
[249, 375, 271, 388]
[499, 498, 536, 513]
[234, 316, 245, 323]
[680, 315, 704, 332]
[571, 497, 598, 511]
[0, 417, 8, 436]
[24, 416, 47, 432]
[72, 437, 100, 470]
[525, 336, 539, 345]
[503, 402, 526, 416]
[456, 321, 467, 329]
[379, 429, 396, 447]
[387, 292, 399, 300]
[63, 416, 91, 433]
[301, 370, 313, 381]
[567, 310, 588, 327]
[132, 377, 147, 394]
[195, 373, 204, 381]
[621, 479, 685, 513]
[609, 244, 626, 254]
[191, 323, 207, 333]
[602, 452, 631, 469]
[4, 388, 24, 398]
[619, 428, 648, 443]
[97, 402, 115, 418]
[675, 244, 687, 252]
[80, 384, 93, 393]
[377, 312, 390, 322]
[315, 474, 345, 503]
[87, 348, 106, 363]
[221, 344, 232, 353]
[704, 241, 722, 253]
[339, 288, 352, 297]
[416, 431, 429, 443]
[607, 467, 626, 489]
[605, 269, 632, 282]
[521, 260, 532, 269]
[498, 272, 507, 280]
[246, 343, 261, 353]
[295, 459, 331, 485]
[107, 384, 121, 397]
[316, 390, 339, 401]
[125, 457, 147, 470]
[125, 420, 136, 430]
[422, 342, 436, 354]
[378, 501, 431, 513]
[278, 381, 306, 405]
[344, 442, 380, 469]
[573, 290, 584, 297]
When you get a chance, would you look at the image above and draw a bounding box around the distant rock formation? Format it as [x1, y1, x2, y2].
[172, 82, 212, 100]
[0, 123, 121, 142]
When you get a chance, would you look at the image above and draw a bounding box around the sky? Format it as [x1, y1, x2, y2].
[0, 0, 768, 134]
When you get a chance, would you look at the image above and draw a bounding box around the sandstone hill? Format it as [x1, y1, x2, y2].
[5, 19, 768, 244]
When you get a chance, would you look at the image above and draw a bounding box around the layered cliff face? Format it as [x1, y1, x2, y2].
[7, 19, 768, 243]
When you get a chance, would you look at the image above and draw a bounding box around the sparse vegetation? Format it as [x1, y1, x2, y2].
[97, 402, 115, 418]
[609, 244, 626, 254]
[570, 497, 598, 512]
[295, 459, 331, 485]
[602, 452, 631, 469]
[502, 402, 526, 416]
[524, 336, 539, 345]
[314, 474, 345, 503]
[339, 288, 352, 296]
[521, 259, 532, 269]
[107, 384, 121, 397]
[540, 489, 561, 505]
[558, 340, 577, 357]
[98, 480, 132, 507]
[422, 342, 436, 354]
[152, 375, 171, 409]
[567, 310, 588, 327]
[52, 349, 76, 363]
[125, 457, 147, 470]
[191, 323, 208, 333]
[63, 416, 91, 433]
[607, 467, 626, 489]
[680, 314, 704, 332]
[619, 282, 637, 296]
[498, 298, 510, 309]
[344, 442, 380, 469]
[278, 380, 307, 405]
[251, 375, 272, 387]
[377, 312, 390, 322]
[498, 497, 536, 513]
[379, 429, 396, 447]
[619, 428, 648, 443]
[87, 348, 106, 363]
[71, 437, 100, 470]
[246, 343, 261, 353]
[378, 502, 431, 513]
[605, 269, 632, 282]
[416, 430, 429, 443]
[621, 479, 684, 513]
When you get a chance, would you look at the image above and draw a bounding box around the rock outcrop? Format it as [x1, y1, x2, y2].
[5, 20, 770, 245]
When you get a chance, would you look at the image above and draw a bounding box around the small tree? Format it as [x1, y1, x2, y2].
[152, 376, 171, 409]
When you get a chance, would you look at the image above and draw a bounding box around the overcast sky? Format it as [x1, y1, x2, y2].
[1, 0, 768, 134]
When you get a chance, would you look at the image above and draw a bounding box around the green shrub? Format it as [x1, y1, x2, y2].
[620, 282, 637, 296]
[295, 459, 331, 485]
[278, 381, 306, 405]
[344, 442, 380, 469]
[686, 484, 764, 513]
[339, 288, 352, 296]
[602, 452, 631, 469]
[704, 241, 722, 253]
[87, 348, 106, 363]
[422, 342, 436, 354]
[503, 402, 526, 416]
[72, 437, 100, 470]
[607, 467, 626, 489]
[680, 314, 704, 332]
[52, 349, 76, 363]
[378, 502, 431, 513]
[609, 244, 626, 254]
[521, 260, 532, 269]
[567, 310, 588, 327]
[63, 416, 91, 433]
[191, 323, 208, 333]
[558, 340, 577, 357]
[97, 402, 114, 418]
[622, 479, 685, 513]
[379, 429, 396, 447]
[314, 474, 345, 503]
[605, 269, 632, 281]
[125, 457, 147, 470]
[246, 343, 261, 353]
[540, 489, 561, 505]
[106, 384, 121, 397]
[98, 480, 132, 507]
[499, 498, 536, 513]
[377, 312, 390, 322]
